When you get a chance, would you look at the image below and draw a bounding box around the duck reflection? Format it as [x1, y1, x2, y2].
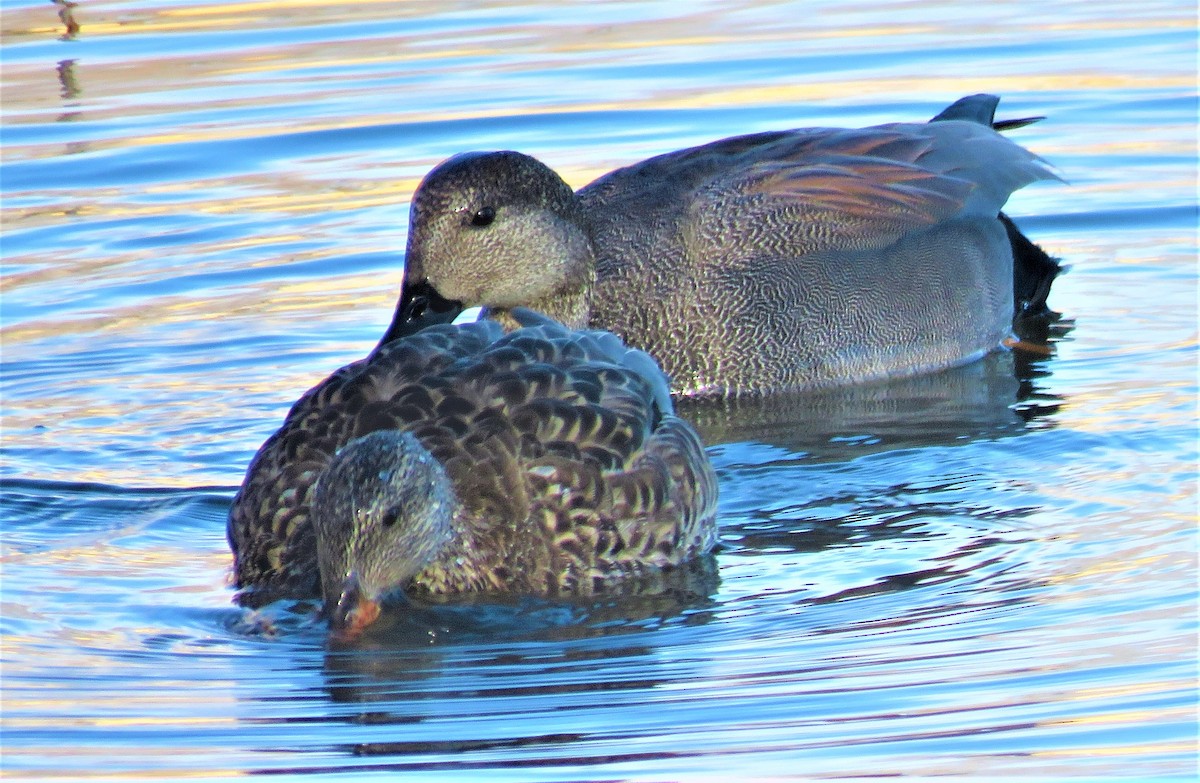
[677, 318, 1069, 458]
[317, 554, 717, 735]
[53, 0, 79, 40]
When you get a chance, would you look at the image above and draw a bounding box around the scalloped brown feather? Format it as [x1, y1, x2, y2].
[228, 317, 718, 602]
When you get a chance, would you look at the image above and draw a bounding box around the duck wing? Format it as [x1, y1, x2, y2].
[683, 119, 1057, 261]
[581, 95, 1057, 265]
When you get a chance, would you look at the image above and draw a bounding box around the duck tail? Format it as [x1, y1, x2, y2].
[932, 96, 1060, 319]
[930, 93, 1044, 132]
[1000, 212, 1061, 319]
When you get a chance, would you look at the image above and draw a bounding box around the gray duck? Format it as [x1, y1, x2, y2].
[384, 94, 1061, 397]
[227, 310, 718, 635]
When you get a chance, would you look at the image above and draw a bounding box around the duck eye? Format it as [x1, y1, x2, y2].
[379, 505, 402, 529]
[469, 206, 496, 227]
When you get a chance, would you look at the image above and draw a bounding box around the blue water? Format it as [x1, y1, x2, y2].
[2, 1, 1197, 779]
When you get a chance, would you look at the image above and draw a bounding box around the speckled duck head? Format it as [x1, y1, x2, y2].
[312, 429, 459, 638]
[381, 150, 596, 344]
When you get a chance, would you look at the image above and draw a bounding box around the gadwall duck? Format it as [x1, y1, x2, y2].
[384, 94, 1061, 397]
[227, 310, 718, 634]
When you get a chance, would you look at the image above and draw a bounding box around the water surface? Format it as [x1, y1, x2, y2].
[2, 1, 1196, 779]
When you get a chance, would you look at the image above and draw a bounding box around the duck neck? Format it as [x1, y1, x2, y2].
[490, 276, 594, 331]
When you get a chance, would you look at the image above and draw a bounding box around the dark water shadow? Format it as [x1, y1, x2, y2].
[678, 324, 1070, 460]
[218, 556, 717, 773]
[292, 557, 720, 733]
[0, 477, 233, 547]
[327, 553, 717, 645]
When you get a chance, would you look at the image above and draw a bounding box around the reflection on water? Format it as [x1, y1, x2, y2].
[1, 0, 1196, 779]
[679, 342, 1067, 457]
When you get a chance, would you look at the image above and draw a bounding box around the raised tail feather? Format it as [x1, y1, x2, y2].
[930, 93, 1045, 132]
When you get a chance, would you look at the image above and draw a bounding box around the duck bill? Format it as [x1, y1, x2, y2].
[327, 573, 382, 641]
[378, 278, 465, 348]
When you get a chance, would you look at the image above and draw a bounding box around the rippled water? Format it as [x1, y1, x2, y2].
[2, 0, 1197, 779]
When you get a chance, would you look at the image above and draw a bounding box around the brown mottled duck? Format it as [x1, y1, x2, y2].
[227, 310, 718, 635]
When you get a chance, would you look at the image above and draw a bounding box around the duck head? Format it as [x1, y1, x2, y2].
[312, 429, 459, 638]
[380, 151, 596, 345]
